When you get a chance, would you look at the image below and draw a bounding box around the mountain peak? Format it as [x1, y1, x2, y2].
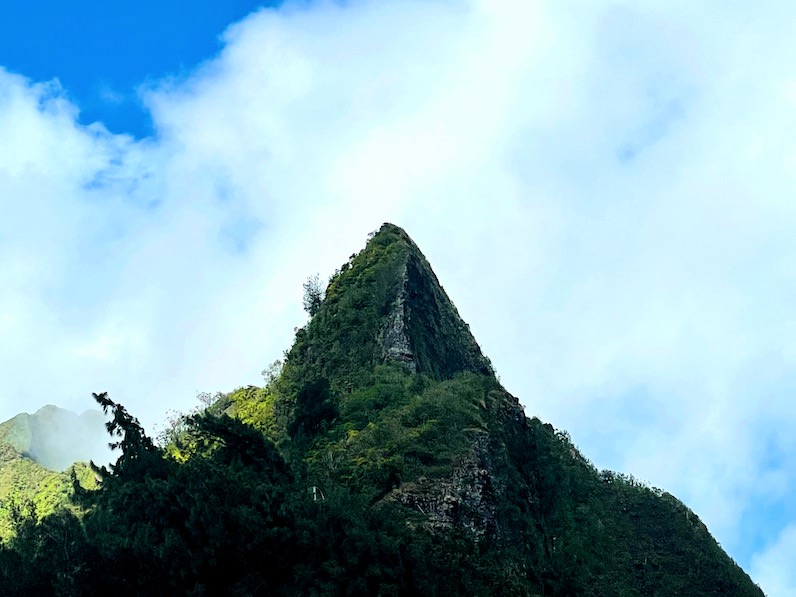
[0, 223, 759, 595]
[289, 222, 493, 394]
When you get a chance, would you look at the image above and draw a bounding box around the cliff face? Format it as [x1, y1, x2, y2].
[227, 222, 762, 595]
[403, 247, 494, 378]
[387, 431, 498, 538]
[378, 256, 416, 372]
[294, 224, 492, 384]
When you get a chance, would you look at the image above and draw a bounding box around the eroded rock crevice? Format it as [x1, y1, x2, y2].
[379, 257, 417, 372]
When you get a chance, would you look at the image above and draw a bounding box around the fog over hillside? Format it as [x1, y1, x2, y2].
[0, 405, 112, 471]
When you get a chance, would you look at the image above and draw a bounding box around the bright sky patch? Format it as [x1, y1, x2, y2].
[0, 0, 275, 137]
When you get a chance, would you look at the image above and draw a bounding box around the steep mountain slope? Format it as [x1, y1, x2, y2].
[227, 222, 762, 595]
[282, 223, 492, 395]
[0, 223, 763, 595]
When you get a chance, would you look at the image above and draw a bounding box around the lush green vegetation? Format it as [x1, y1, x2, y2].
[0, 393, 507, 596]
[0, 443, 97, 542]
[0, 223, 764, 595]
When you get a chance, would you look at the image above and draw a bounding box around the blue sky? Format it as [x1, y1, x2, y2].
[0, 0, 273, 136]
[1, 1, 794, 594]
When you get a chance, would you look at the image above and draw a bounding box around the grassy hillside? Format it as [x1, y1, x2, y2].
[0, 443, 98, 541]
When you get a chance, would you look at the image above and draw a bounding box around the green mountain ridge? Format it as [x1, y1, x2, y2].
[0, 406, 107, 541]
[0, 223, 763, 595]
[0, 405, 110, 472]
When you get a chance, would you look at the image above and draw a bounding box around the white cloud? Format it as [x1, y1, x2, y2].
[1, 0, 795, 587]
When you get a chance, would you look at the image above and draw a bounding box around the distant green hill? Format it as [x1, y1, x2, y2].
[0, 405, 110, 472]
[0, 406, 106, 540]
[0, 224, 763, 595]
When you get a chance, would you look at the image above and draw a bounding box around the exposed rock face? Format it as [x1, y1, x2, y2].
[401, 246, 494, 380]
[379, 259, 417, 372]
[389, 433, 499, 540]
[387, 387, 528, 541]
[372, 225, 493, 379]
[282, 223, 494, 403]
